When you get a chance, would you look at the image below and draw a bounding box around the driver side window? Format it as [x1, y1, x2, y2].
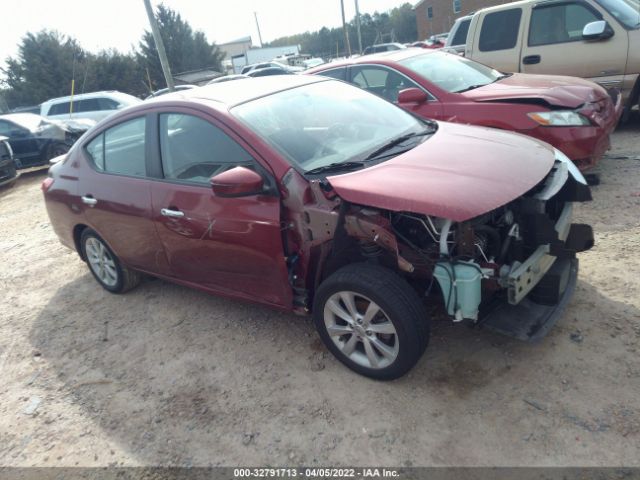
[350, 67, 420, 103]
[159, 113, 255, 185]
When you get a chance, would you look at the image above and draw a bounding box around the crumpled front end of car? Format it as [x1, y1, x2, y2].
[388, 148, 593, 340]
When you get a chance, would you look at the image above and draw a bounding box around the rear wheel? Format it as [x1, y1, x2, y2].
[80, 229, 141, 293]
[313, 263, 429, 380]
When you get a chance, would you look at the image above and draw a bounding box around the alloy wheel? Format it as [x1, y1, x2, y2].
[85, 237, 118, 287]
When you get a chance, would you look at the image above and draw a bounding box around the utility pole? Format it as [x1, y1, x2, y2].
[354, 0, 363, 54]
[340, 0, 352, 57]
[142, 0, 174, 91]
[254, 12, 264, 47]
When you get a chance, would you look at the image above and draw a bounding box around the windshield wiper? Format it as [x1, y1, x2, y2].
[305, 161, 366, 175]
[455, 83, 491, 93]
[363, 130, 432, 162]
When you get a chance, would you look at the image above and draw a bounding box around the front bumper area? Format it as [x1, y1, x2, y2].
[481, 258, 578, 342]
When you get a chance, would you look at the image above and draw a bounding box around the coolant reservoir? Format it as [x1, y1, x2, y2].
[434, 261, 492, 321]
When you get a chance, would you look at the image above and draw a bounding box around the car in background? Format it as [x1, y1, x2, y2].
[241, 61, 303, 75]
[43, 75, 593, 380]
[11, 105, 41, 115]
[308, 49, 622, 170]
[207, 74, 250, 84]
[40, 91, 141, 123]
[0, 136, 18, 187]
[362, 43, 406, 55]
[145, 85, 196, 100]
[460, 0, 640, 120]
[247, 67, 293, 78]
[444, 15, 472, 55]
[0, 113, 92, 169]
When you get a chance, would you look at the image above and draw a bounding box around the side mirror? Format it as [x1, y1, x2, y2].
[210, 166, 264, 197]
[397, 88, 429, 105]
[582, 20, 614, 41]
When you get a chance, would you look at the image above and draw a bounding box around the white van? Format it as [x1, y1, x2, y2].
[40, 91, 141, 123]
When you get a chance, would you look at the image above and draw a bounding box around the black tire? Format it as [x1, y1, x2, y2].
[46, 142, 70, 161]
[80, 229, 141, 294]
[313, 263, 429, 380]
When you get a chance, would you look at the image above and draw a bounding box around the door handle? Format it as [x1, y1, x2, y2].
[522, 55, 541, 65]
[81, 195, 97, 207]
[161, 208, 185, 218]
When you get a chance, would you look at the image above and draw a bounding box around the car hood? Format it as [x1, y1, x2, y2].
[462, 73, 609, 108]
[328, 121, 555, 222]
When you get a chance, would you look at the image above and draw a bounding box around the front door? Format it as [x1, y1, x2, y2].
[348, 65, 444, 119]
[149, 111, 292, 307]
[520, 0, 628, 83]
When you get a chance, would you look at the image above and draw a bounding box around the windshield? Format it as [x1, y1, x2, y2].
[232, 80, 426, 173]
[595, 0, 640, 28]
[400, 51, 502, 93]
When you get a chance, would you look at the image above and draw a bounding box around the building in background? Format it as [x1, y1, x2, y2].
[414, 0, 512, 39]
[218, 36, 253, 74]
[231, 45, 301, 74]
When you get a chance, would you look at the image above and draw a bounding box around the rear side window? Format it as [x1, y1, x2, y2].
[74, 99, 101, 113]
[85, 117, 146, 176]
[48, 102, 71, 116]
[318, 68, 347, 81]
[529, 3, 600, 46]
[98, 98, 119, 110]
[479, 8, 522, 52]
[159, 113, 255, 185]
[451, 19, 471, 46]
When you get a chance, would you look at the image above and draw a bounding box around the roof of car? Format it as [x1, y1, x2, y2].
[310, 48, 435, 71]
[41, 90, 140, 105]
[147, 75, 328, 108]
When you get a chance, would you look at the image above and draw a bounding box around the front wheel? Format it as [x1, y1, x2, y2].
[313, 263, 429, 380]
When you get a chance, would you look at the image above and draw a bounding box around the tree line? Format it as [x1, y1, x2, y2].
[0, 5, 224, 110]
[0, 2, 417, 111]
[266, 3, 417, 58]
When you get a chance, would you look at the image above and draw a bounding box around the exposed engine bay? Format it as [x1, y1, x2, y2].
[280, 149, 594, 339]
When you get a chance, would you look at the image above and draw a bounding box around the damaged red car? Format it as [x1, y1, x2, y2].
[43, 76, 594, 380]
[308, 49, 622, 170]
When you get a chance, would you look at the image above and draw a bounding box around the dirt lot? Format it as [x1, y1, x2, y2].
[1, 116, 639, 468]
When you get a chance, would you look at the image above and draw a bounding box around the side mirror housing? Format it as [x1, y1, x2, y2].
[210, 166, 264, 197]
[582, 20, 614, 41]
[397, 87, 429, 105]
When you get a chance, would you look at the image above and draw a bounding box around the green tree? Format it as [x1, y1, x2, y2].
[138, 4, 225, 90]
[1, 30, 84, 107]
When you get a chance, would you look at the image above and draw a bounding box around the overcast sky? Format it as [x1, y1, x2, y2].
[2, 0, 410, 67]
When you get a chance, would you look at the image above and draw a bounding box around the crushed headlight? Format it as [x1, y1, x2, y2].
[528, 111, 591, 127]
[554, 148, 587, 185]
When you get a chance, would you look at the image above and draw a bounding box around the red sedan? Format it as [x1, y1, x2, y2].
[43, 76, 593, 379]
[308, 49, 622, 170]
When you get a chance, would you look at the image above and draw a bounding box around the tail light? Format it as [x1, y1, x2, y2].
[41, 177, 54, 192]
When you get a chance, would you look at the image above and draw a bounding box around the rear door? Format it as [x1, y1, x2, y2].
[520, 0, 628, 81]
[0, 120, 41, 168]
[467, 7, 525, 72]
[149, 110, 292, 307]
[79, 114, 171, 275]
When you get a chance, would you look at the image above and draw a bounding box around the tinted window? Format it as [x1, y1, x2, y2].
[98, 98, 119, 110]
[479, 8, 522, 51]
[74, 99, 101, 113]
[0, 120, 26, 136]
[48, 102, 71, 115]
[0, 121, 11, 136]
[159, 113, 255, 185]
[351, 67, 421, 102]
[319, 68, 347, 81]
[0, 140, 11, 160]
[529, 3, 600, 46]
[451, 18, 471, 45]
[85, 117, 146, 176]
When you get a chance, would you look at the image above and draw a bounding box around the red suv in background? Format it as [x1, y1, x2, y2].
[308, 49, 622, 170]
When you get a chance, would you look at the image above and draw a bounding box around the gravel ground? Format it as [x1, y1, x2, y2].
[1, 116, 639, 467]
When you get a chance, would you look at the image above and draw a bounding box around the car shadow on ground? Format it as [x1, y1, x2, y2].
[0, 168, 47, 200]
[27, 265, 640, 465]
